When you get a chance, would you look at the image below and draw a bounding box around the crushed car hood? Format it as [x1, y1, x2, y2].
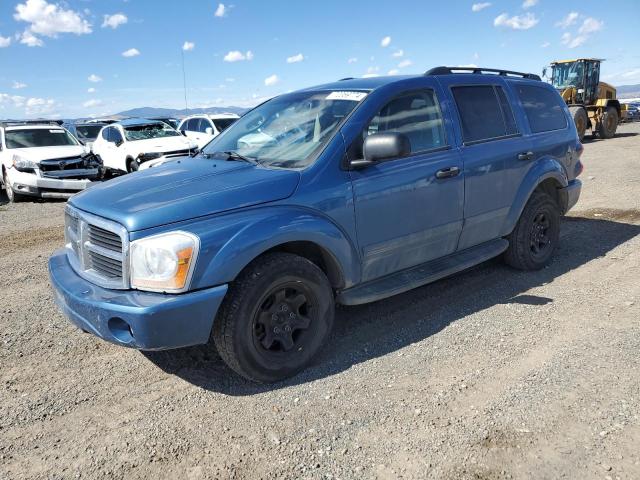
[127, 135, 196, 153]
[70, 157, 300, 232]
[11, 145, 88, 163]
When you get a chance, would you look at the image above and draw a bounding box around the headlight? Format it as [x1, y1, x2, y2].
[130, 231, 199, 293]
[12, 155, 38, 172]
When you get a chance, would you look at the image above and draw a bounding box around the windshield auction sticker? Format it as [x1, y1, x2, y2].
[326, 91, 368, 101]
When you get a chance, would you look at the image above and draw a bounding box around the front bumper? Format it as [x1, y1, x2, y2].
[48, 249, 228, 350]
[8, 168, 97, 199]
[561, 179, 582, 213]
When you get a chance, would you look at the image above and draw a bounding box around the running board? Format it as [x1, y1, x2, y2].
[337, 239, 509, 306]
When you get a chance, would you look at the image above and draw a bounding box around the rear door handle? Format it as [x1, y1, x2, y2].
[518, 151, 534, 161]
[436, 166, 460, 179]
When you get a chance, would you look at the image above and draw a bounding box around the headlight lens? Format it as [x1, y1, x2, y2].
[12, 155, 38, 172]
[130, 231, 199, 293]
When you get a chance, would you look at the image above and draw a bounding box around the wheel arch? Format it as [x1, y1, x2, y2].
[500, 159, 568, 236]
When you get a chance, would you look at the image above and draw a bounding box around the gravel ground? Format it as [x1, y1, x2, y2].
[1, 123, 639, 480]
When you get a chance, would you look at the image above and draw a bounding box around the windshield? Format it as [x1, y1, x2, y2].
[5, 128, 79, 149]
[552, 62, 584, 89]
[202, 91, 366, 168]
[75, 125, 103, 141]
[123, 122, 180, 141]
[212, 118, 237, 132]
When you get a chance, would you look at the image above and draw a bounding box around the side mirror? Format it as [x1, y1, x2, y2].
[205, 127, 213, 135]
[180, 129, 187, 136]
[351, 132, 411, 169]
[115, 139, 123, 147]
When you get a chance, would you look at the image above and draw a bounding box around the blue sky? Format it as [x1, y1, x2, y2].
[1, 0, 639, 118]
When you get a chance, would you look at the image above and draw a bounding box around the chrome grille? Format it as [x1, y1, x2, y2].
[64, 205, 129, 289]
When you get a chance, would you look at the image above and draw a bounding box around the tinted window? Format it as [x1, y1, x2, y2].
[517, 85, 568, 133]
[101, 128, 110, 141]
[213, 118, 237, 132]
[196, 118, 213, 133]
[453, 85, 518, 143]
[185, 118, 198, 131]
[495, 87, 519, 136]
[367, 90, 446, 154]
[111, 128, 123, 143]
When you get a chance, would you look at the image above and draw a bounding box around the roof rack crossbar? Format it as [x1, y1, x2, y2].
[425, 66, 541, 81]
[0, 119, 64, 128]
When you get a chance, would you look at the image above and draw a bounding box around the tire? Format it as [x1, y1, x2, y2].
[569, 106, 588, 142]
[126, 157, 139, 173]
[597, 106, 618, 139]
[212, 252, 335, 383]
[504, 191, 560, 271]
[3, 170, 27, 203]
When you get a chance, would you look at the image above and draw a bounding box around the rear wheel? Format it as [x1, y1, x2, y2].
[597, 106, 618, 139]
[569, 106, 588, 142]
[504, 191, 560, 271]
[212, 252, 335, 383]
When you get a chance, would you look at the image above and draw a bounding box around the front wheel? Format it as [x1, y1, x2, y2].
[212, 252, 335, 383]
[3, 171, 27, 203]
[504, 191, 560, 270]
[597, 106, 618, 139]
[569, 106, 588, 142]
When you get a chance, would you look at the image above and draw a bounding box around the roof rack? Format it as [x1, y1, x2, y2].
[338, 77, 355, 81]
[0, 119, 64, 128]
[425, 66, 541, 81]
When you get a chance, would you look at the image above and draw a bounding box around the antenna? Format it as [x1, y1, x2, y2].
[181, 48, 189, 115]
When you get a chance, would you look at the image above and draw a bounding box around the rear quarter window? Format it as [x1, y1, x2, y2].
[516, 85, 568, 133]
[452, 85, 519, 144]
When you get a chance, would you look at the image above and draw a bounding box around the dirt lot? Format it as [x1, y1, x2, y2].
[1, 123, 639, 480]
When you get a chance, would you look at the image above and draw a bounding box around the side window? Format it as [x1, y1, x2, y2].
[111, 128, 123, 143]
[101, 127, 111, 141]
[452, 85, 518, 144]
[516, 85, 568, 133]
[361, 89, 446, 156]
[185, 118, 197, 131]
[197, 118, 212, 133]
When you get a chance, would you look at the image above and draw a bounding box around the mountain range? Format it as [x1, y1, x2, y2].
[114, 105, 249, 119]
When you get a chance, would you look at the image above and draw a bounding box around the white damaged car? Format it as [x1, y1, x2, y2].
[1, 121, 102, 202]
[92, 118, 198, 174]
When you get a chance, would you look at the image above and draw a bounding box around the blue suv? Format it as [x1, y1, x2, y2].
[49, 67, 583, 382]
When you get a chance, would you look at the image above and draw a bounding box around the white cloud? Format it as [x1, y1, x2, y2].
[579, 17, 603, 35]
[12, 81, 27, 89]
[264, 74, 279, 86]
[387, 69, 400, 75]
[182, 41, 195, 51]
[522, 0, 538, 9]
[380, 36, 391, 47]
[347, 57, 358, 64]
[494, 12, 538, 30]
[88, 74, 102, 83]
[398, 59, 413, 69]
[472, 2, 492, 12]
[87, 87, 96, 93]
[102, 13, 127, 29]
[122, 48, 140, 57]
[223, 50, 253, 62]
[392, 49, 404, 58]
[556, 12, 579, 29]
[14, 0, 92, 38]
[0, 35, 11, 48]
[83, 99, 102, 108]
[541, 41, 551, 48]
[214, 3, 226, 17]
[286, 53, 304, 63]
[362, 73, 380, 78]
[225, 77, 235, 82]
[560, 17, 603, 48]
[1, 93, 57, 116]
[19, 30, 43, 47]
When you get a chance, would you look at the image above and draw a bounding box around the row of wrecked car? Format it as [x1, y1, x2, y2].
[0, 113, 239, 202]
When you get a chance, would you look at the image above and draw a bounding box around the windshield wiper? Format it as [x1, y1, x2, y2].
[222, 150, 258, 164]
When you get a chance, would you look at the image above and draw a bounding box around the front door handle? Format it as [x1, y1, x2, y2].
[518, 151, 534, 161]
[436, 166, 460, 179]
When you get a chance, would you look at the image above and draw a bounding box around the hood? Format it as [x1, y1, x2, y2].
[70, 157, 300, 232]
[127, 135, 196, 153]
[11, 145, 87, 163]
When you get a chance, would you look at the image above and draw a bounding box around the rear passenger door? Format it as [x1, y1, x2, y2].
[440, 78, 532, 250]
[349, 86, 464, 282]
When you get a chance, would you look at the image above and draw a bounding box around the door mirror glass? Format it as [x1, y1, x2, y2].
[363, 132, 411, 163]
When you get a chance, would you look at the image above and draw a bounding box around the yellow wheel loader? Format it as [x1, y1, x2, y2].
[546, 58, 620, 141]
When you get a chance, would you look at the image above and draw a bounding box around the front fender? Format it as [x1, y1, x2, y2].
[500, 157, 568, 236]
[188, 206, 361, 290]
